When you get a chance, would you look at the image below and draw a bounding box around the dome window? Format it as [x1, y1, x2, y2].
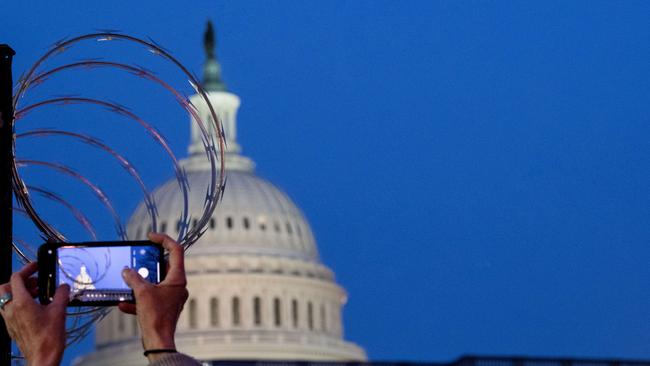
[232, 297, 241, 326]
[320, 304, 326, 331]
[253, 296, 262, 326]
[118, 313, 125, 333]
[226, 217, 233, 229]
[291, 299, 298, 328]
[131, 315, 138, 337]
[160, 221, 167, 233]
[209, 218, 216, 229]
[207, 115, 215, 134]
[257, 216, 267, 231]
[274, 222, 281, 233]
[188, 298, 197, 329]
[135, 227, 141, 239]
[307, 301, 314, 330]
[192, 218, 198, 228]
[243, 217, 250, 230]
[286, 222, 292, 235]
[273, 297, 282, 327]
[296, 224, 302, 237]
[210, 297, 219, 327]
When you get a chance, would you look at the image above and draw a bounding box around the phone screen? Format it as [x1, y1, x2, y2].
[56, 245, 161, 302]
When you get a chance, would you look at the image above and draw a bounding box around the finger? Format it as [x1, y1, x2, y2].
[148, 232, 185, 282]
[10, 262, 38, 299]
[0, 284, 10, 312]
[26, 278, 38, 298]
[16, 262, 38, 278]
[51, 284, 70, 308]
[25, 277, 38, 291]
[118, 302, 136, 315]
[121, 268, 149, 292]
[26, 277, 38, 298]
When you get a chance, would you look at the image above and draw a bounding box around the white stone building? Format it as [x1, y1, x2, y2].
[75, 22, 366, 365]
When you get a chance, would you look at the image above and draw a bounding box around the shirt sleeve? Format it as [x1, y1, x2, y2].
[148, 352, 202, 366]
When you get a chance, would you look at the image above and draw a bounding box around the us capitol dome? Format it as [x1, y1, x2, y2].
[75, 22, 366, 365]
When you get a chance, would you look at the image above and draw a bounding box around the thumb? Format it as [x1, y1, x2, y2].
[51, 284, 70, 307]
[121, 268, 148, 291]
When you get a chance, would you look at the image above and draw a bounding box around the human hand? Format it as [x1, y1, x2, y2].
[119, 232, 189, 362]
[0, 262, 70, 366]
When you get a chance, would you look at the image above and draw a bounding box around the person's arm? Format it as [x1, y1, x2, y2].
[119, 232, 200, 366]
[0, 262, 70, 366]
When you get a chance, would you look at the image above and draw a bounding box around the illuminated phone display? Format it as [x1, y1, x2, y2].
[38, 241, 164, 306]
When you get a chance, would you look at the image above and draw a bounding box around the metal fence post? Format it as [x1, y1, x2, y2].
[0, 44, 16, 366]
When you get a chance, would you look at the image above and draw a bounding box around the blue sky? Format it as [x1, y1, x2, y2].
[1, 1, 650, 365]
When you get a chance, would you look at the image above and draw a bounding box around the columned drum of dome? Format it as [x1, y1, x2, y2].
[75, 22, 365, 366]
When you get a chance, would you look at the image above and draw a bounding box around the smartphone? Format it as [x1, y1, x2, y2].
[38, 241, 165, 306]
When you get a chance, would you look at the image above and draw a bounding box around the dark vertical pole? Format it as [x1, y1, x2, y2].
[0, 44, 15, 366]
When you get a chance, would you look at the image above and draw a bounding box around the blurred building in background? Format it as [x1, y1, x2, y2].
[75, 22, 366, 366]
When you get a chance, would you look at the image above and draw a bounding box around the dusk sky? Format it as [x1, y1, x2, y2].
[1, 1, 649, 365]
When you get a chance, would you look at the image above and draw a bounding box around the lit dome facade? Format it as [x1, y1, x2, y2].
[128, 170, 320, 262]
[75, 23, 365, 366]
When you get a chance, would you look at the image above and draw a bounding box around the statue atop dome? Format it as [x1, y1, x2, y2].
[204, 20, 216, 60]
[202, 20, 226, 92]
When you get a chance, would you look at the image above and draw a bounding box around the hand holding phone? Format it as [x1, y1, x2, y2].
[0, 262, 70, 366]
[118, 233, 189, 362]
[38, 240, 165, 306]
[9, 233, 190, 364]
